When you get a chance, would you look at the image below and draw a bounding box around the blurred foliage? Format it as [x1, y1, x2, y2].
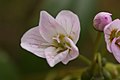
[0, 49, 20, 80]
[0, 0, 120, 80]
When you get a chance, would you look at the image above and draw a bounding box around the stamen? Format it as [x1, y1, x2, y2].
[53, 35, 60, 43]
[116, 30, 120, 38]
[65, 44, 71, 50]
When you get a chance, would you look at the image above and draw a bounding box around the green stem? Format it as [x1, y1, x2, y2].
[78, 54, 91, 66]
[93, 32, 102, 54]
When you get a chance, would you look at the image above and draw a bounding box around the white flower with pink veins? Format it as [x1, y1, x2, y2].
[104, 19, 120, 63]
[20, 10, 80, 67]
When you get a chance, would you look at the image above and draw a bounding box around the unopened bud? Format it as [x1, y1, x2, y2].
[93, 12, 112, 31]
[105, 63, 118, 78]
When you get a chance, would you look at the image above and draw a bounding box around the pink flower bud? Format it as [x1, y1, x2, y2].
[93, 12, 112, 31]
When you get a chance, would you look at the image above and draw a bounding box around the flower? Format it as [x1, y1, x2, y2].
[20, 10, 80, 67]
[104, 19, 120, 63]
[93, 12, 112, 31]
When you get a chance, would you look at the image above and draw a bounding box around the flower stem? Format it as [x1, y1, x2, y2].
[78, 54, 91, 65]
[93, 32, 102, 54]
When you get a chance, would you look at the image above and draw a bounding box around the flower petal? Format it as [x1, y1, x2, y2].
[104, 34, 112, 53]
[56, 10, 80, 43]
[39, 11, 67, 43]
[62, 37, 79, 64]
[104, 19, 120, 35]
[45, 47, 69, 67]
[21, 27, 49, 58]
[104, 19, 120, 53]
[111, 38, 120, 63]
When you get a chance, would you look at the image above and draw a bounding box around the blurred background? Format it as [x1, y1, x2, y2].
[0, 0, 120, 80]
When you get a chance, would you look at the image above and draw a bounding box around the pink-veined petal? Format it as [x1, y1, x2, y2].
[104, 19, 120, 35]
[45, 47, 69, 67]
[111, 37, 120, 63]
[104, 34, 112, 53]
[62, 37, 79, 64]
[21, 27, 49, 58]
[104, 19, 120, 53]
[39, 11, 67, 43]
[56, 10, 80, 43]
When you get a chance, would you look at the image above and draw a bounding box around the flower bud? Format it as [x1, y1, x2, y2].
[105, 63, 119, 78]
[93, 12, 112, 31]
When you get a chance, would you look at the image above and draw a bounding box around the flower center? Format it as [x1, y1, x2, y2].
[109, 29, 117, 42]
[51, 34, 71, 53]
[109, 29, 120, 42]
